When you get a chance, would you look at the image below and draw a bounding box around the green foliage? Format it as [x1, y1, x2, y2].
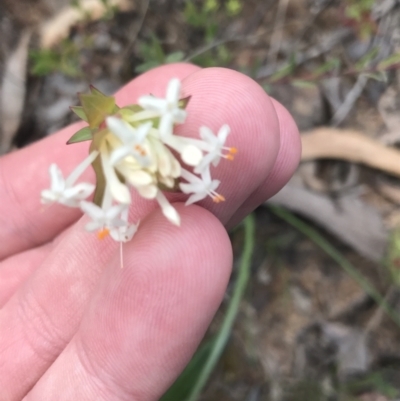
[66, 127, 93, 144]
[191, 44, 232, 68]
[30, 39, 82, 77]
[343, 371, 399, 399]
[135, 33, 185, 73]
[160, 215, 255, 401]
[344, 0, 376, 40]
[183, 0, 219, 42]
[71, 0, 117, 20]
[225, 0, 242, 16]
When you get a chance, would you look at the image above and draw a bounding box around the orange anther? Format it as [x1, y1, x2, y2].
[229, 147, 238, 154]
[212, 194, 225, 203]
[97, 228, 110, 240]
[135, 145, 146, 156]
[226, 154, 234, 161]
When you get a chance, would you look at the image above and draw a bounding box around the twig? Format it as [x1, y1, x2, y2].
[266, 0, 290, 67]
[330, 74, 369, 126]
[301, 127, 400, 178]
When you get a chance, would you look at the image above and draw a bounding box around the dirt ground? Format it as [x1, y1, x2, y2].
[2, 0, 400, 400]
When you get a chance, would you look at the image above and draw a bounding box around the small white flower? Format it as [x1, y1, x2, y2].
[179, 168, 224, 205]
[80, 201, 126, 233]
[138, 78, 187, 139]
[110, 207, 139, 242]
[194, 124, 236, 173]
[106, 117, 151, 166]
[41, 163, 95, 207]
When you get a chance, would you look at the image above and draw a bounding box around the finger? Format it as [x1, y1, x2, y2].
[226, 98, 301, 228]
[0, 67, 293, 399]
[0, 67, 285, 304]
[24, 205, 232, 401]
[0, 63, 201, 260]
[0, 243, 51, 307]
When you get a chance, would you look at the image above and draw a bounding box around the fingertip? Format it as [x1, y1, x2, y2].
[115, 63, 202, 105]
[176, 67, 281, 222]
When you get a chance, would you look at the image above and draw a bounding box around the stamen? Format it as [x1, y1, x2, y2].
[229, 147, 238, 154]
[134, 144, 146, 156]
[212, 194, 225, 203]
[97, 228, 110, 240]
[226, 154, 234, 161]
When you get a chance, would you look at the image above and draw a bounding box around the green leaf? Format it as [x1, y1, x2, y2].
[165, 51, 185, 64]
[160, 340, 215, 401]
[377, 53, 400, 70]
[179, 96, 191, 109]
[70, 106, 88, 122]
[291, 80, 318, 89]
[66, 126, 93, 144]
[79, 92, 116, 129]
[89, 85, 107, 97]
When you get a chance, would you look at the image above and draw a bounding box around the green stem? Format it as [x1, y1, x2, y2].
[269, 205, 400, 328]
[186, 214, 256, 401]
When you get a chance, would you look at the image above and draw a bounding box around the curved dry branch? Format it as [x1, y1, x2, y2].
[301, 127, 400, 177]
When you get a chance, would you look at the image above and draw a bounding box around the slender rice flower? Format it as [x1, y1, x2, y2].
[138, 78, 187, 139]
[41, 79, 236, 246]
[179, 167, 224, 205]
[194, 124, 237, 173]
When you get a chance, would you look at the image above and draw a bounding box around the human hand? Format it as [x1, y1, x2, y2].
[0, 64, 301, 400]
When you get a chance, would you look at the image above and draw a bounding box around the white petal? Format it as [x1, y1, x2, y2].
[181, 145, 203, 167]
[185, 191, 207, 205]
[172, 108, 187, 123]
[63, 182, 95, 200]
[138, 96, 167, 112]
[199, 126, 217, 144]
[101, 151, 131, 204]
[137, 184, 158, 199]
[85, 221, 102, 232]
[218, 124, 230, 143]
[159, 113, 174, 139]
[156, 191, 180, 226]
[136, 121, 153, 142]
[166, 78, 181, 104]
[49, 164, 65, 192]
[109, 146, 132, 166]
[126, 170, 153, 186]
[194, 151, 217, 174]
[106, 117, 135, 143]
[179, 181, 204, 194]
[80, 201, 104, 220]
[41, 189, 58, 204]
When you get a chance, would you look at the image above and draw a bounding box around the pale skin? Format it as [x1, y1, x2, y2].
[0, 64, 301, 400]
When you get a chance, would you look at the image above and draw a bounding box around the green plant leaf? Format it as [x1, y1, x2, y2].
[79, 91, 116, 129]
[179, 96, 191, 109]
[66, 126, 93, 144]
[377, 53, 400, 70]
[160, 340, 215, 401]
[70, 106, 88, 122]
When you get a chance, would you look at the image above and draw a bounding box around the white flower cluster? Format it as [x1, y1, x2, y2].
[41, 78, 236, 243]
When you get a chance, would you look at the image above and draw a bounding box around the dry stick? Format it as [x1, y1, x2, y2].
[301, 128, 400, 178]
[266, 0, 290, 67]
[39, 0, 134, 49]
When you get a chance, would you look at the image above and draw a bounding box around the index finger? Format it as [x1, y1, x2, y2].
[0, 64, 201, 260]
[0, 63, 282, 260]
